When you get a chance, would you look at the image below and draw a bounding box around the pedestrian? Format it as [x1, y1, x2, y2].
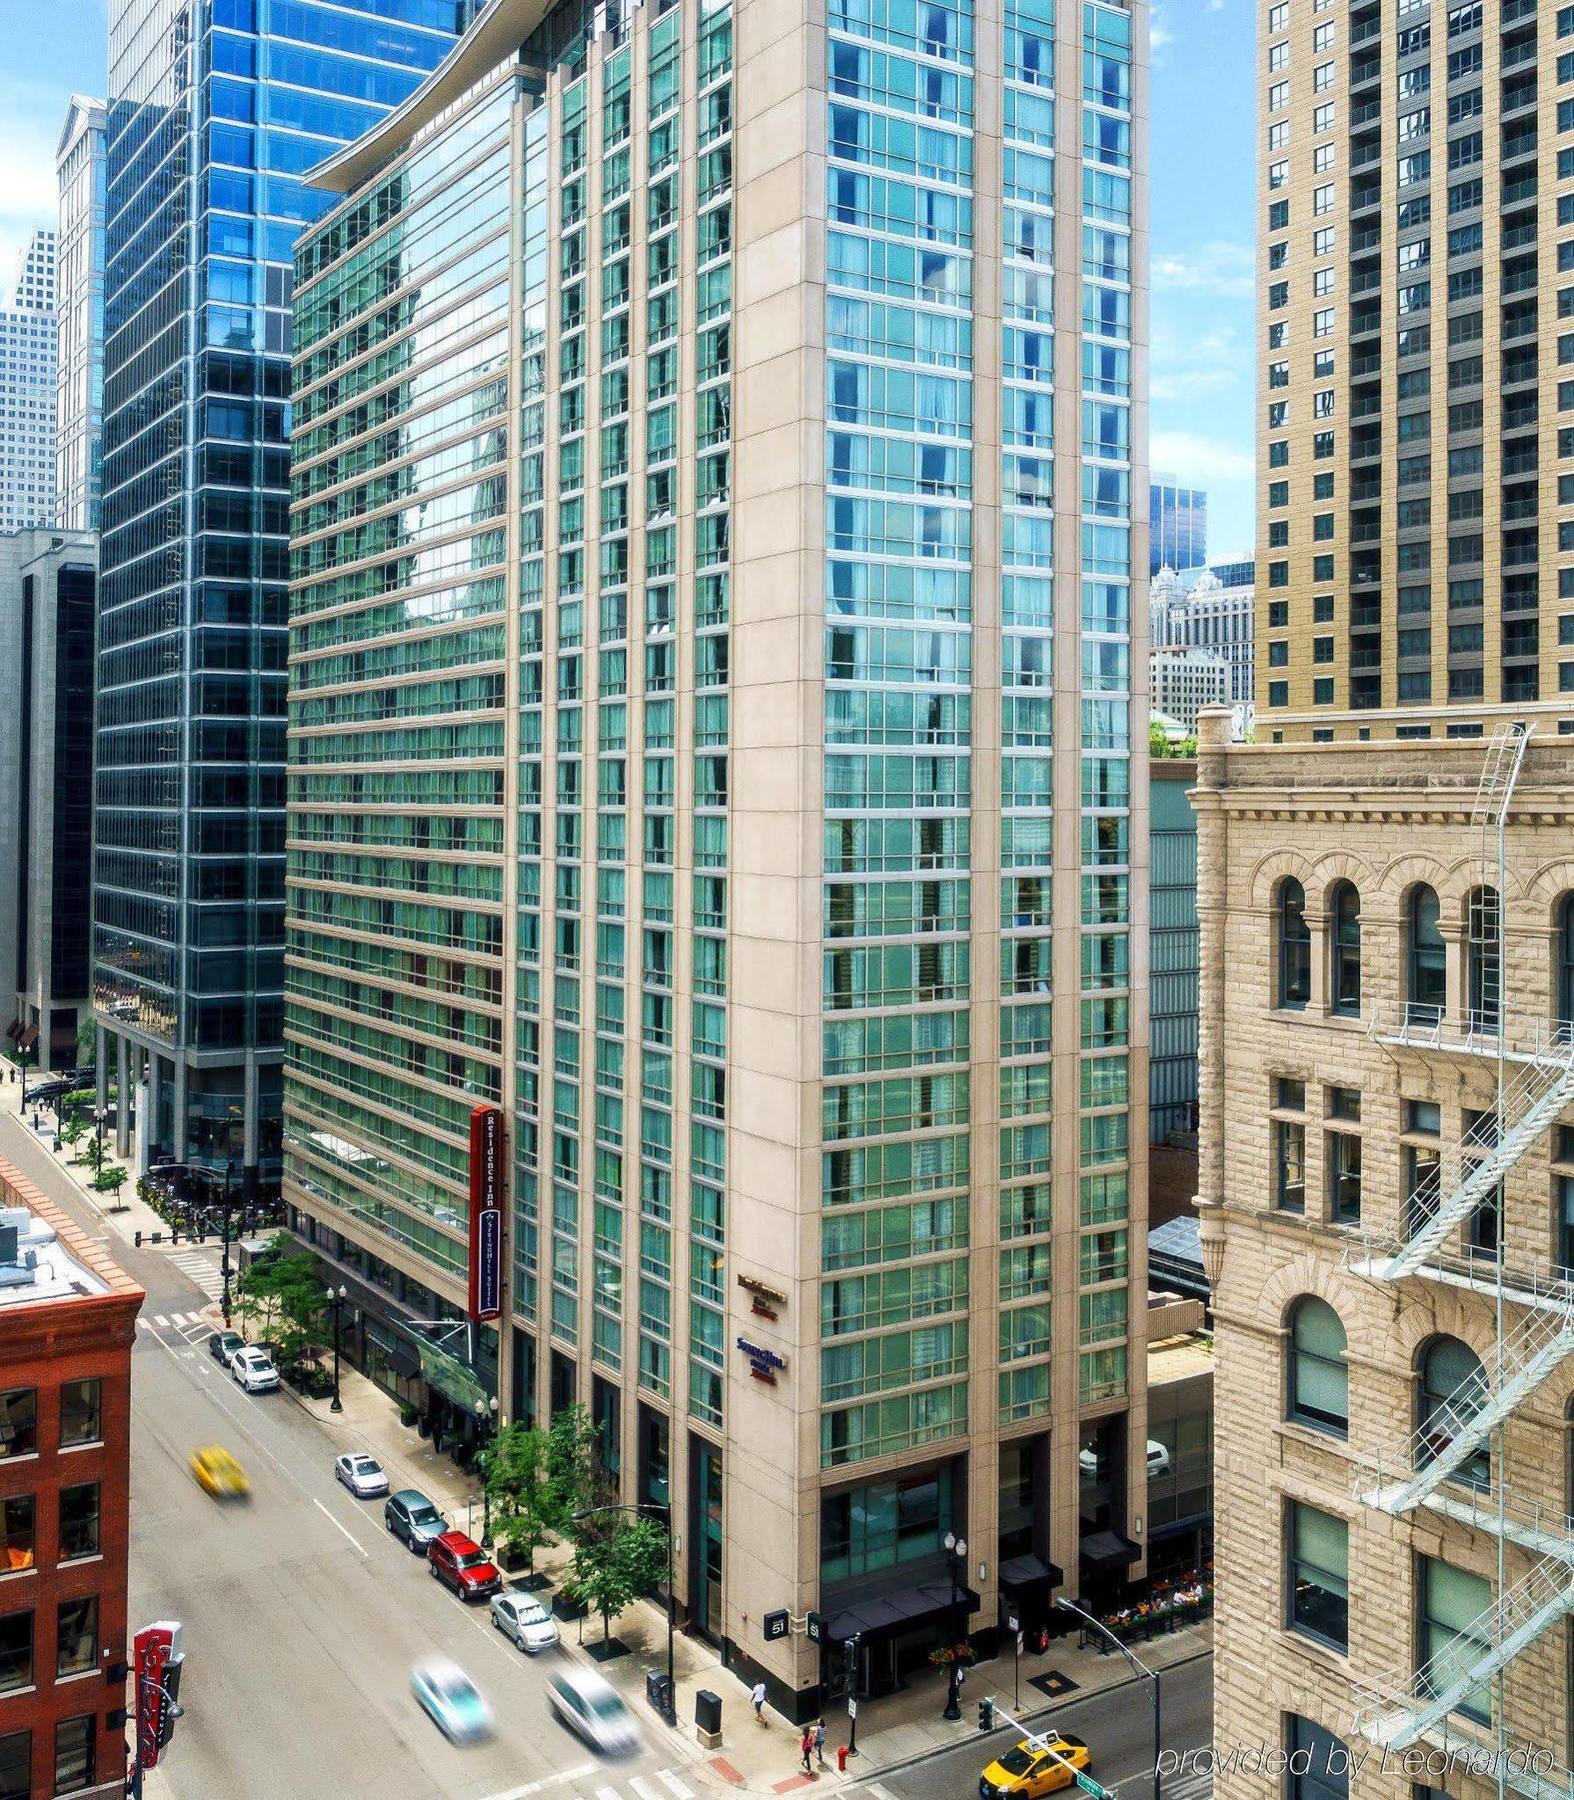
[752, 1679, 767, 1723]
[800, 1728, 813, 1774]
[813, 1719, 827, 1767]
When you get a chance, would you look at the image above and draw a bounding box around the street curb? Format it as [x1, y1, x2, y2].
[862, 1646, 1213, 1783]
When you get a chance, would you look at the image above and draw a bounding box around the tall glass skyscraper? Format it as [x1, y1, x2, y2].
[55, 96, 107, 533]
[1147, 471, 1206, 576]
[287, 0, 1149, 1714]
[96, 0, 470, 1197]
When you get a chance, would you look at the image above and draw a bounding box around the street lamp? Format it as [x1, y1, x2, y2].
[574, 1500, 676, 1724]
[325, 1285, 348, 1412]
[1055, 1595, 1161, 1800]
[942, 1529, 968, 1721]
[475, 1396, 500, 1546]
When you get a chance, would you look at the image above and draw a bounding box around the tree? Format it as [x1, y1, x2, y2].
[234, 1234, 331, 1376]
[75, 1019, 96, 1072]
[480, 1423, 556, 1572]
[93, 1166, 129, 1204]
[564, 1511, 668, 1645]
[57, 1111, 87, 1160]
[83, 1132, 107, 1176]
[545, 1402, 603, 1526]
[1149, 718, 1198, 760]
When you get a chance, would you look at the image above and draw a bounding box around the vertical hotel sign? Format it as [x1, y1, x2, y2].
[468, 1105, 504, 1322]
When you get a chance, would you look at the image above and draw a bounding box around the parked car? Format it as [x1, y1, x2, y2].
[335, 1453, 390, 1499]
[410, 1657, 493, 1745]
[230, 1348, 279, 1393]
[384, 1489, 447, 1554]
[189, 1444, 249, 1499]
[980, 1733, 1091, 1800]
[545, 1666, 639, 1756]
[207, 1330, 244, 1368]
[427, 1530, 502, 1602]
[489, 1591, 560, 1653]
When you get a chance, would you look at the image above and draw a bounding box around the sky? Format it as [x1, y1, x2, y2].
[0, 0, 1256, 558]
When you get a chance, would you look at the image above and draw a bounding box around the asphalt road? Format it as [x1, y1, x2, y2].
[874, 1650, 1212, 1800]
[0, 1116, 693, 1800]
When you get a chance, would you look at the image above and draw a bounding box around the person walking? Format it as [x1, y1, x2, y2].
[800, 1728, 814, 1774]
[752, 1679, 767, 1723]
[813, 1719, 827, 1768]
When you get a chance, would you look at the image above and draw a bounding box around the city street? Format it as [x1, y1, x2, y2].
[0, 1113, 704, 1800]
[871, 1650, 1212, 1800]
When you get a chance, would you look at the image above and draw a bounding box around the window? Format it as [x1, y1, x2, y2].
[0, 1394, 35, 1460]
[0, 1732, 26, 1800]
[1327, 1132, 1361, 1223]
[1274, 1119, 1307, 1213]
[1288, 1297, 1348, 1434]
[57, 1383, 99, 1450]
[0, 1499, 32, 1576]
[54, 1715, 93, 1795]
[1418, 1336, 1489, 1488]
[1407, 884, 1446, 1023]
[57, 1487, 97, 1564]
[1288, 1501, 1349, 1648]
[1419, 1557, 1492, 1724]
[0, 1613, 30, 1693]
[1329, 882, 1361, 1014]
[1559, 895, 1574, 1034]
[55, 1596, 95, 1678]
[1466, 886, 1500, 1032]
[1287, 1717, 1350, 1800]
[1278, 878, 1311, 1008]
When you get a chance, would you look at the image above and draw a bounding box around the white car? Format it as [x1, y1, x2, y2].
[335, 1452, 389, 1498]
[230, 1348, 279, 1393]
[410, 1657, 493, 1745]
[1078, 1440, 1173, 1478]
[546, 1666, 639, 1757]
[490, 1591, 560, 1654]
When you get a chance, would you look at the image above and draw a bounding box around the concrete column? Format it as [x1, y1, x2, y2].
[243, 1053, 259, 1202]
[94, 1031, 107, 1115]
[37, 1008, 53, 1077]
[172, 1056, 188, 1163]
[146, 1054, 162, 1164]
[115, 1033, 130, 1157]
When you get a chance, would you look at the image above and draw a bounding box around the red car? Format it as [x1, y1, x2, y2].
[427, 1530, 502, 1601]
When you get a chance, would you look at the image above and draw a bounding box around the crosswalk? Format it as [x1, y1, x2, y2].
[138, 1310, 212, 1336]
[483, 1771, 696, 1800]
[1163, 1768, 1213, 1800]
[165, 1245, 225, 1303]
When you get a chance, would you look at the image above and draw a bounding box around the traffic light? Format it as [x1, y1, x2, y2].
[842, 1633, 860, 1678]
[978, 1698, 995, 1732]
[156, 1653, 185, 1750]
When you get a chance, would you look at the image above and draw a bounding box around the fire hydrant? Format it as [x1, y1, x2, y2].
[837, 1746, 849, 1773]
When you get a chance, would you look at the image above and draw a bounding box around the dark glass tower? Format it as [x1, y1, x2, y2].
[97, 0, 468, 1196]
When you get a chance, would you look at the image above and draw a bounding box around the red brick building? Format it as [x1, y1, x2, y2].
[0, 1159, 141, 1799]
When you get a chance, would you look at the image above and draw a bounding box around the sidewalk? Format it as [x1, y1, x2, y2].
[0, 1081, 168, 1245]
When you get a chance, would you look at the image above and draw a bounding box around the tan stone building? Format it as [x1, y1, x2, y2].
[1194, 705, 1574, 1800]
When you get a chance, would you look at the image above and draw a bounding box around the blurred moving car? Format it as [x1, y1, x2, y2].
[384, 1488, 447, 1553]
[489, 1591, 560, 1653]
[207, 1330, 244, 1368]
[980, 1733, 1091, 1800]
[545, 1667, 639, 1756]
[335, 1452, 390, 1498]
[230, 1347, 279, 1393]
[427, 1529, 502, 1601]
[410, 1657, 493, 1745]
[190, 1445, 250, 1499]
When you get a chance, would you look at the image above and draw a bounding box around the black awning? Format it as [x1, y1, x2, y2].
[999, 1553, 1064, 1591]
[1079, 1530, 1142, 1574]
[827, 1580, 981, 1645]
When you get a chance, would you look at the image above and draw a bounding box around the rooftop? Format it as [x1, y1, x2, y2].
[0, 1156, 142, 1312]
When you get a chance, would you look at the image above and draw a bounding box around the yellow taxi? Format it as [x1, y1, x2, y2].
[980, 1732, 1090, 1800]
[190, 1445, 250, 1499]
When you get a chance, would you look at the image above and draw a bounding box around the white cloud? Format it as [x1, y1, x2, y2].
[1152, 241, 1255, 300]
[1151, 368, 1239, 402]
[1149, 430, 1254, 485]
[1150, 8, 1174, 51]
[0, 89, 66, 292]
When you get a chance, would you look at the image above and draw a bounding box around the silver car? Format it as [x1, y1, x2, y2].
[335, 1452, 389, 1498]
[490, 1592, 560, 1653]
[546, 1667, 639, 1756]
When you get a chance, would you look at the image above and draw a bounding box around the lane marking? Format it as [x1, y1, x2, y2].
[152, 1314, 169, 1328]
[313, 1497, 370, 1558]
[476, 1762, 599, 1800]
[631, 1778, 663, 1800]
[658, 1773, 694, 1798]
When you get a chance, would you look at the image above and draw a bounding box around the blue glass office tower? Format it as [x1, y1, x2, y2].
[96, 0, 469, 1196]
[1147, 471, 1206, 576]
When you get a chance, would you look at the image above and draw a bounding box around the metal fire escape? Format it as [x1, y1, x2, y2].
[1344, 724, 1574, 1800]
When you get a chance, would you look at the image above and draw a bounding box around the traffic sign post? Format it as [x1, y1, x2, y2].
[847, 1696, 858, 1757]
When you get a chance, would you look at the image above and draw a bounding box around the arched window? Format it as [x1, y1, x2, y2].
[1558, 895, 1574, 1040]
[1466, 886, 1501, 1034]
[1417, 1336, 1489, 1489]
[1278, 878, 1311, 1010]
[1329, 882, 1361, 1015]
[1406, 884, 1446, 1025]
[1288, 1297, 1348, 1436]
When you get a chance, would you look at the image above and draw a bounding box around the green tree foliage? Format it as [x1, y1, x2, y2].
[93, 1166, 129, 1202]
[565, 1511, 669, 1644]
[546, 1402, 604, 1522]
[480, 1423, 555, 1571]
[1149, 719, 1198, 760]
[234, 1234, 331, 1375]
[57, 1111, 88, 1159]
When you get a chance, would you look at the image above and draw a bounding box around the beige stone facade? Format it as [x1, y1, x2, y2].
[1194, 706, 1574, 1800]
